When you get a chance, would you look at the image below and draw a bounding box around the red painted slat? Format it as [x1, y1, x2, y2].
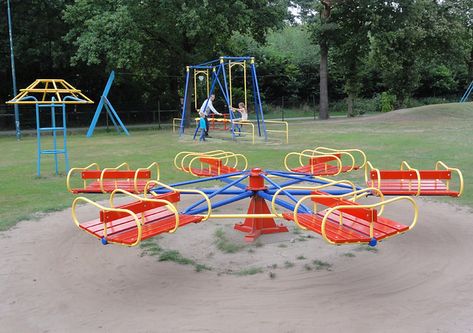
[81, 170, 151, 179]
[72, 180, 150, 193]
[79, 204, 204, 245]
[99, 192, 180, 222]
[292, 163, 355, 175]
[110, 215, 203, 244]
[282, 208, 409, 244]
[309, 154, 340, 165]
[371, 170, 450, 180]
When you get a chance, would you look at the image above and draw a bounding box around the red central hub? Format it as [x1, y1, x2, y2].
[247, 168, 267, 190]
[234, 168, 289, 242]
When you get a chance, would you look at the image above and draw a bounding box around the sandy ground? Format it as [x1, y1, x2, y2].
[1, 193, 473, 333]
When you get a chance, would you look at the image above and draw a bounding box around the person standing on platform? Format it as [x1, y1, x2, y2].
[199, 94, 222, 137]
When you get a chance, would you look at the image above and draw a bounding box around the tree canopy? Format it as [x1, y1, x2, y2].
[1, 0, 472, 127]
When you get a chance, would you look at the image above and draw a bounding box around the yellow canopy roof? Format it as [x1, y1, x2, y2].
[6, 79, 94, 104]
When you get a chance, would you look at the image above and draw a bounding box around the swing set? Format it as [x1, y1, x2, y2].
[179, 56, 268, 141]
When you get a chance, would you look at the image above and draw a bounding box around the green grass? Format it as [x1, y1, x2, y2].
[355, 245, 379, 253]
[284, 261, 295, 268]
[158, 250, 195, 265]
[235, 267, 263, 276]
[214, 228, 245, 253]
[312, 260, 333, 271]
[0, 103, 472, 231]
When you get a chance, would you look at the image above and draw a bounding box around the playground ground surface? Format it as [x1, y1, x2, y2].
[0, 102, 472, 332]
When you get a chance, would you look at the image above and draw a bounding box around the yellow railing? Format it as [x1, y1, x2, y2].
[283, 151, 343, 175]
[174, 150, 248, 176]
[232, 120, 255, 144]
[292, 194, 418, 245]
[270, 180, 358, 217]
[308, 147, 367, 169]
[435, 161, 464, 196]
[265, 120, 289, 144]
[66, 162, 100, 193]
[67, 162, 160, 194]
[145, 180, 212, 222]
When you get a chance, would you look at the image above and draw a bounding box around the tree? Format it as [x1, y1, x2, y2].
[317, 0, 334, 119]
[62, 0, 288, 125]
[329, 1, 373, 116]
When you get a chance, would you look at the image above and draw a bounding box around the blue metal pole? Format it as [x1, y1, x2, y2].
[150, 189, 247, 195]
[103, 96, 129, 135]
[36, 103, 41, 176]
[51, 98, 59, 175]
[151, 171, 246, 190]
[186, 191, 253, 215]
[180, 68, 191, 135]
[261, 174, 303, 205]
[267, 170, 362, 191]
[256, 191, 301, 212]
[183, 174, 249, 213]
[219, 175, 248, 190]
[460, 81, 473, 103]
[7, 0, 20, 140]
[62, 103, 69, 172]
[250, 60, 267, 139]
[220, 60, 236, 139]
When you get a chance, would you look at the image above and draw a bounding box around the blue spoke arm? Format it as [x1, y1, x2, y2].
[219, 175, 248, 190]
[266, 171, 362, 190]
[261, 174, 302, 206]
[150, 171, 246, 191]
[185, 190, 253, 215]
[184, 174, 249, 213]
[150, 189, 247, 195]
[256, 191, 309, 213]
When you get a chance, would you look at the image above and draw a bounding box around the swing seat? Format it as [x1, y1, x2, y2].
[290, 154, 357, 176]
[67, 163, 159, 194]
[72, 190, 205, 246]
[282, 190, 417, 245]
[187, 157, 239, 177]
[176, 151, 248, 177]
[366, 161, 463, 197]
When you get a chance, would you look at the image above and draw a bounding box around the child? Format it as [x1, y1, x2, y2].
[198, 110, 207, 141]
[232, 102, 248, 121]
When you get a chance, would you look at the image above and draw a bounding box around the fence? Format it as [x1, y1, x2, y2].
[0, 103, 180, 131]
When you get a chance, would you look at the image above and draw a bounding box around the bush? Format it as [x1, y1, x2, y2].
[380, 92, 396, 112]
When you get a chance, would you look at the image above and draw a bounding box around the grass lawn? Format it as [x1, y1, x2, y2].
[0, 102, 471, 231]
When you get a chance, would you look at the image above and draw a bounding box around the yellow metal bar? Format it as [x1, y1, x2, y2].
[66, 162, 100, 193]
[209, 214, 278, 219]
[133, 162, 160, 193]
[312, 147, 367, 169]
[435, 161, 464, 196]
[400, 161, 421, 196]
[270, 180, 358, 218]
[265, 120, 289, 143]
[244, 60, 247, 109]
[42, 82, 49, 102]
[109, 188, 180, 233]
[99, 162, 130, 193]
[292, 194, 418, 245]
[145, 180, 212, 221]
[71, 196, 142, 247]
[233, 120, 255, 144]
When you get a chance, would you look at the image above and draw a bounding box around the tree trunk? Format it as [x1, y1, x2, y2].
[319, 41, 329, 120]
[318, 0, 332, 120]
[347, 93, 354, 117]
